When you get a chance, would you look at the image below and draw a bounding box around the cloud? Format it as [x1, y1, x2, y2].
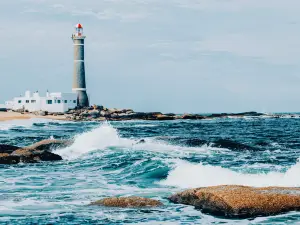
[2, 0, 300, 112]
[195, 33, 300, 64]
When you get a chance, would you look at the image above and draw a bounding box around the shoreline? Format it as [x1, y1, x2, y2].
[0, 112, 67, 122]
[1, 109, 300, 122]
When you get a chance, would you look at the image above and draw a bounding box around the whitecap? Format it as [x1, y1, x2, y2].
[160, 159, 300, 188]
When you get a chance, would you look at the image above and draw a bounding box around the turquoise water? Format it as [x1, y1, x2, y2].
[0, 118, 300, 224]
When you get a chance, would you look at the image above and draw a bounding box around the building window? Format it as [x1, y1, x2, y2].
[73, 100, 77, 104]
[26, 100, 29, 103]
[18, 100, 22, 104]
[54, 100, 57, 104]
[47, 100, 52, 104]
[31, 100, 36, 103]
[57, 100, 61, 104]
[64, 100, 67, 103]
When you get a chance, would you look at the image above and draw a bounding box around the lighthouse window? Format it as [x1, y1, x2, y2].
[47, 100, 53, 104]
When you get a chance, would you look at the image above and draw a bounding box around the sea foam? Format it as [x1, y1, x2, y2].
[54, 122, 217, 160]
[54, 122, 134, 160]
[161, 160, 300, 188]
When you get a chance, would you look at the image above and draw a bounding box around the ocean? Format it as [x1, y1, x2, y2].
[0, 117, 300, 224]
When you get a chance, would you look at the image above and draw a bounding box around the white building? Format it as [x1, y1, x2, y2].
[5, 91, 78, 113]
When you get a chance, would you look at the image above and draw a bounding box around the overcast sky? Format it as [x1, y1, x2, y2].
[1, 0, 300, 113]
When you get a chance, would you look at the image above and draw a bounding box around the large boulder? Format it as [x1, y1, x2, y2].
[11, 148, 62, 163]
[0, 139, 69, 164]
[181, 114, 205, 120]
[0, 153, 20, 164]
[169, 185, 300, 218]
[90, 197, 163, 208]
[25, 139, 72, 152]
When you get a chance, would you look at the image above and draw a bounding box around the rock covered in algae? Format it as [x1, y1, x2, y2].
[90, 197, 163, 208]
[169, 185, 300, 218]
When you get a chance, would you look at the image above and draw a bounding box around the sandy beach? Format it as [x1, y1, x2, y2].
[0, 111, 66, 121]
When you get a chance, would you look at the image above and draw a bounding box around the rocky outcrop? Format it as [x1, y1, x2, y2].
[30, 104, 268, 121]
[151, 114, 175, 121]
[90, 197, 163, 208]
[0, 139, 70, 164]
[0, 153, 20, 164]
[181, 114, 206, 120]
[208, 112, 264, 118]
[0, 144, 20, 154]
[169, 185, 300, 218]
[25, 139, 72, 152]
[11, 148, 62, 163]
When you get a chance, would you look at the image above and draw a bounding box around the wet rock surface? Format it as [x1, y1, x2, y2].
[11, 148, 62, 163]
[0, 144, 20, 154]
[0, 139, 70, 164]
[25, 139, 73, 152]
[169, 185, 300, 218]
[0, 153, 20, 164]
[90, 197, 163, 208]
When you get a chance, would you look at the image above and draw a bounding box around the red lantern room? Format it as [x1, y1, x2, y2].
[75, 23, 83, 37]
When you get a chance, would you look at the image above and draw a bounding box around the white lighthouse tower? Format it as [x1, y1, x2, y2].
[72, 23, 89, 107]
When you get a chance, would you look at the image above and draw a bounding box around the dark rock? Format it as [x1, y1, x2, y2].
[152, 114, 175, 121]
[0, 144, 20, 154]
[181, 114, 205, 120]
[169, 185, 300, 218]
[100, 110, 111, 117]
[233, 111, 264, 117]
[136, 139, 146, 144]
[0, 139, 70, 164]
[0, 153, 20, 164]
[11, 148, 62, 163]
[90, 197, 163, 208]
[208, 112, 264, 119]
[95, 105, 104, 111]
[212, 139, 258, 151]
[165, 113, 176, 117]
[208, 113, 228, 118]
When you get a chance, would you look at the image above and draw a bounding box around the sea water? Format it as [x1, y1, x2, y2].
[0, 117, 300, 224]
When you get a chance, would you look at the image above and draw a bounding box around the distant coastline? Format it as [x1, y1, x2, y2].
[1, 107, 299, 122]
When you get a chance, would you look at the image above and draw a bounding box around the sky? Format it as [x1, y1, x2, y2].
[1, 0, 300, 113]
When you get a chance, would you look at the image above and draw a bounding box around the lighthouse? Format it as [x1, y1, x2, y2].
[72, 23, 89, 107]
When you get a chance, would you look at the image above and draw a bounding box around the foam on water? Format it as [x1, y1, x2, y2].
[54, 123, 220, 160]
[0, 118, 49, 130]
[161, 159, 300, 188]
[54, 122, 134, 160]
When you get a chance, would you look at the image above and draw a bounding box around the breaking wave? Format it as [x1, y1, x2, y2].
[54, 123, 221, 160]
[54, 122, 134, 160]
[161, 160, 300, 188]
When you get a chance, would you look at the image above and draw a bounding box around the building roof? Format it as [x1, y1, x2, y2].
[75, 23, 83, 29]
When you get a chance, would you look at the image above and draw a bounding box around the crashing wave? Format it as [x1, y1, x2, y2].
[161, 160, 300, 188]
